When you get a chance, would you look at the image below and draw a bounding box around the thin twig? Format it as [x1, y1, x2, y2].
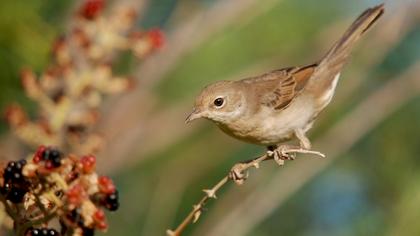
[166, 176, 229, 236]
[166, 148, 325, 235]
[166, 153, 267, 236]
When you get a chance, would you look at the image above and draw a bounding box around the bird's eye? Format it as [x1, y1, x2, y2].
[213, 97, 224, 107]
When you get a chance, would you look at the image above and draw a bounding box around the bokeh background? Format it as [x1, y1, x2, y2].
[1, 0, 420, 235]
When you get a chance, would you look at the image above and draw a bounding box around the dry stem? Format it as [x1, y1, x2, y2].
[166, 148, 324, 235]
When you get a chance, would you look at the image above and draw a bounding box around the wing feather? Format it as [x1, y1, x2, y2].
[254, 64, 316, 110]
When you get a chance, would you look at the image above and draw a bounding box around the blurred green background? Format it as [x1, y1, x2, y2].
[1, 0, 420, 236]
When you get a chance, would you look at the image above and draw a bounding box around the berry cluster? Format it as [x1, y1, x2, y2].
[1, 159, 29, 203]
[33, 146, 62, 169]
[63, 174, 119, 232]
[0, 146, 120, 235]
[2, 0, 163, 234]
[5, 0, 165, 154]
[26, 228, 59, 236]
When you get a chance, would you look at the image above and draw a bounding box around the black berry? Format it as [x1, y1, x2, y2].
[19, 159, 27, 166]
[7, 161, 16, 168]
[13, 172, 23, 182]
[28, 228, 40, 236]
[4, 166, 14, 181]
[104, 191, 119, 211]
[41, 228, 49, 235]
[0, 183, 10, 195]
[3, 160, 27, 184]
[51, 156, 62, 168]
[42, 149, 51, 160]
[2, 159, 29, 203]
[8, 187, 26, 203]
[48, 229, 59, 236]
[26, 228, 59, 236]
[82, 227, 95, 236]
[42, 148, 62, 168]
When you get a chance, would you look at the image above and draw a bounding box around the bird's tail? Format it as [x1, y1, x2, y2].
[306, 4, 384, 92]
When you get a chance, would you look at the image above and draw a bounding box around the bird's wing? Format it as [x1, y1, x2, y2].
[246, 64, 316, 110]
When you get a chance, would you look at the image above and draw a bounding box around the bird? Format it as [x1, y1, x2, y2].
[186, 4, 384, 167]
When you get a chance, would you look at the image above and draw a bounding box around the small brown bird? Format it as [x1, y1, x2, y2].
[186, 4, 384, 164]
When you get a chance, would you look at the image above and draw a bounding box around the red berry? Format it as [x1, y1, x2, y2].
[80, 155, 96, 173]
[147, 29, 164, 49]
[67, 184, 85, 205]
[98, 176, 115, 194]
[97, 220, 108, 230]
[45, 160, 54, 170]
[33, 145, 46, 163]
[80, 0, 105, 20]
[93, 209, 105, 222]
[33, 155, 42, 164]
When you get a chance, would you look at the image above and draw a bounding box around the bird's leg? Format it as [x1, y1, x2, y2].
[283, 129, 325, 158]
[294, 128, 311, 150]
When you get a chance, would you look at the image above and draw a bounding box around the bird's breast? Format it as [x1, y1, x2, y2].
[216, 94, 317, 145]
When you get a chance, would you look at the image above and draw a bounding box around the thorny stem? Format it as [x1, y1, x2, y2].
[166, 176, 229, 236]
[166, 147, 324, 235]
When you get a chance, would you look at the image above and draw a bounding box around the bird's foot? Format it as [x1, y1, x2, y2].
[267, 145, 296, 166]
[267, 145, 325, 165]
[229, 163, 249, 185]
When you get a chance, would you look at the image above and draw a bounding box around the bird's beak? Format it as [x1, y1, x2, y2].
[185, 108, 203, 124]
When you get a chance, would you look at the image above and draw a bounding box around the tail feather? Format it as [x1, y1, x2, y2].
[326, 4, 384, 64]
[306, 4, 384, 93]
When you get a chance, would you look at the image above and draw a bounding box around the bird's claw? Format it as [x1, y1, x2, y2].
[279, 147, 296, 160]
[267, 147, 295, 166]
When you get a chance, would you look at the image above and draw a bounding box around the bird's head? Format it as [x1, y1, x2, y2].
[186, 81, 246, 124]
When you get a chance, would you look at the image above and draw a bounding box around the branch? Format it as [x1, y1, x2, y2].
[166, 149, 325, 235]
[166, 176, 229, 236]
